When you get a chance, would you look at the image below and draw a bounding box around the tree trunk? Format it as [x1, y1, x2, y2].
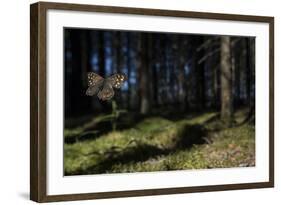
[80, 30, 92, 110]
[152, 35, 162, 106]
[245, 38, 252, 107]
[138, 33, 151, 114]
[235, 40, 241, 107]
[194, 37, 205, 110]
[67, 30, 83, 116]
[98, 32, 105, 76]
[220, 36, 233, 124]
[245, 38, 255, 123]
[178, 36, 187, 111]
[115, 32, 122, 73]
[126, 33, 131, 108]
[231, 39, 236, 109]
[152, 67, 158, 106]
[147, 34, 157, 106]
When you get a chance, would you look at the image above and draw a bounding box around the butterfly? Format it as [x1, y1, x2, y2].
[86, 72, 127, 101]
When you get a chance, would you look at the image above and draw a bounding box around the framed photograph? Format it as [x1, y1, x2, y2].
[30, 1, 274, 202]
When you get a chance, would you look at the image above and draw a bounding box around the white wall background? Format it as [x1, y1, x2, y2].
[0, 0, 279, 204]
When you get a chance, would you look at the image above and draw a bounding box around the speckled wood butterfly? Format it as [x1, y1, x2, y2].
[86, 72, 127, 101]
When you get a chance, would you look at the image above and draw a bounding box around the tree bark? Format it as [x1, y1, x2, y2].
[126, 33, 131, 108]
[235, 40, 241, 107]
[138, 33, 151, 114]
[220, 36, 233, 124]
[98, 32, 105, 76]
[115, 32, 122, 73]
[194, 37, 205, 110]
[245, 38, 252, 106]
[68, 30, 83, 116]
[80, 30, 92, 110]
[178, 36, 187, 111]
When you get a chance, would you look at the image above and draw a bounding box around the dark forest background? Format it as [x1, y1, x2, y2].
[64, 29, 255, 123]
[64, 28, 255, 175]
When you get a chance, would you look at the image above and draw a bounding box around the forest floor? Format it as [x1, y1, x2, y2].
[64, 109, 255, 175]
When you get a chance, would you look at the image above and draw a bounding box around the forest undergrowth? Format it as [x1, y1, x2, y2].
[64, 109, 255, 175]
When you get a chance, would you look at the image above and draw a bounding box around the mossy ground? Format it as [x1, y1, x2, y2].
[64, 109, 255, 175]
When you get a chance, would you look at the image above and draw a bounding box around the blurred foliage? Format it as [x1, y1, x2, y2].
[64, 109, 255, 175]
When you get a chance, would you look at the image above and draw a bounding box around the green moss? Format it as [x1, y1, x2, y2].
[64, 110, 255, 175]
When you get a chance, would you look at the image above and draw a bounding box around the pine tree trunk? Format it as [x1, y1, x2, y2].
[80, 31, 92, 110]
[245, 38, 252, 107]
[68, 30, 83, 116]
[115, 32, 122, 73]
[220, 36, 233, 124]
[98, 32, 105, 76]
[126, 33, 131, 108]
[178, 36, 187, 111]
[235, 40, 241, 107]
[194, 37, 205, 110]
[138, 33, 150, 114]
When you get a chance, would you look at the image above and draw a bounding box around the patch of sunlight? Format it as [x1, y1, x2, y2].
[185, 112, 217, 125]
[64, 110, 255, 175]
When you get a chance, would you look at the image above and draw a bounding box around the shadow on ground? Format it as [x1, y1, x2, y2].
[66, 123, 208, 175]
[64, 112, 145, 144]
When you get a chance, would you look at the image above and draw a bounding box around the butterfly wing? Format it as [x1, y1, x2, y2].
[107, 73, 127, 89]
[86, 72, 104, 96]
[97, 80, 115, 101]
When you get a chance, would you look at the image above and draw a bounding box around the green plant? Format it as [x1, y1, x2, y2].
[110, 100, 127, 131]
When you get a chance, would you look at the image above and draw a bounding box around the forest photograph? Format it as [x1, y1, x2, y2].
[63, 28, 255, 176]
